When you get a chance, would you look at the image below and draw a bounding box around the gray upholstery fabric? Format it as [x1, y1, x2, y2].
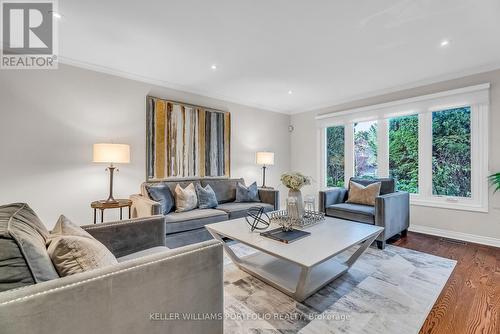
[217, 202, 274, 219]
[0, 239, 224, 334]
[235, 182, 260, 202]
[326, 203, 375, 224]
[117, 246, 170, 262]
[165, 228, 214, 249]
[201, 178, 244, 204]
[349, 177, 395, 195]
[0, 203, 59, 292]
[319, 188, 348, 212]
[258, 188, 280, 210]
[164, 209, 227, 234]
[375, 192, 410, 241]
[145, 183, 174, 214]
[83, 216, 166, 258]
[195, 184, 218, 209]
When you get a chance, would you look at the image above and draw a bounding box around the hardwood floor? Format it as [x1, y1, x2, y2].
[392, 232, 500, 334]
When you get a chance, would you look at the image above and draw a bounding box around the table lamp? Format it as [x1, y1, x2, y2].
[256, 151, 274, 188]
[93, 143, 130, 203]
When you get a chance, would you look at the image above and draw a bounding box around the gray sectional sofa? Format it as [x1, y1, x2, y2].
[131, 178, 279, 248]
[0, 203, 223, 334]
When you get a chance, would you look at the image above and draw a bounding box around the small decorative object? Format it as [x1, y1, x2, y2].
[245, 206, 270, 232]
[256, 151, 275, 188]
[284, 197, 299, 230]
[93, 143, 131, 203]
[269, 210, 325, 230]
[304, 195, 316, 212]
[280, 171, 312, 218]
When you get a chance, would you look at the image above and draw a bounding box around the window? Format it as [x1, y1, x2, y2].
[319, 83, 489, 212]
[432, 107, 471, 197]
[354, 121, 377, 178]
[326, 126, 345, 187]
[389, 115, 419, 193]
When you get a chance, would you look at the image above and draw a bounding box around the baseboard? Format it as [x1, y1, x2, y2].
[409, 224, 500, 248]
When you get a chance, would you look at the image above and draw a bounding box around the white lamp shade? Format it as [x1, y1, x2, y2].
[93, 143, 130, 164]
[256, 151, 275, 165]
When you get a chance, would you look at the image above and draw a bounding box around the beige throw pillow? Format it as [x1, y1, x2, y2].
[174, 183, 198, 212]
[346, 181, 382, 206]
[47, 215, 117, 277]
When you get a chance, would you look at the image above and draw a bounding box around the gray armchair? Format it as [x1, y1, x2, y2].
[319, 178, 409, 249]
[0, 215, 224, 334]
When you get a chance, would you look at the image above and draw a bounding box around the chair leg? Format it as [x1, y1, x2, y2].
[376, 240, 386, 250]
[401, 229, 408, 238]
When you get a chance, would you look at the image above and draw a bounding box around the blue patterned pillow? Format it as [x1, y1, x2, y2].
[235, 182, 260, 202]
[145, 184, 174, 214]
[195, 184, 218, 209]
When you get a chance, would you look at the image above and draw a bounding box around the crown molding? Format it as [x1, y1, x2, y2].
[58, 56, 288, 115]
[288, 61, 500, 115]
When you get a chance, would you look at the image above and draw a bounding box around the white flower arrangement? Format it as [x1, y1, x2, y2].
[280, 171, 311, 191]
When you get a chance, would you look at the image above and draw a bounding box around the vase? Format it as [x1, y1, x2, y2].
[288, 189, 304, 218]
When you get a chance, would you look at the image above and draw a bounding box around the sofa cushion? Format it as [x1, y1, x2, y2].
[47, 216, 118, 277]
[235, 182, 260, 203]
[350, 177, 395, 195]
[326, 203, 375, 224]
[346, 181, 381, 206]
[0, 203, 59, 292]
[201, 178, 244, 204]
[217, 202, 274, 219]
[195, 184, 218, 209]
[174, 183, 198, 213]
[117, 246, 170, 262]
[165, 209, 228, 234]
[145, 183, 174, 214]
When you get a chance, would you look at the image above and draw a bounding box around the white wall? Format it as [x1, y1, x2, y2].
[291, 69, 500, 244]
[0, 64, 290, 228]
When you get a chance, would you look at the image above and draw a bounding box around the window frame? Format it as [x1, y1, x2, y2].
[318, 84, 490, 213]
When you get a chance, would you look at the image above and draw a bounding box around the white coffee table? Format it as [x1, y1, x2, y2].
[206, 216, 383, 302]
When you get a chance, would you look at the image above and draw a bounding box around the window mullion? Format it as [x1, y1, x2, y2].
[418, 113, 432, 199]
[377, 119, 389, 178]
[344, 123, 354, 186]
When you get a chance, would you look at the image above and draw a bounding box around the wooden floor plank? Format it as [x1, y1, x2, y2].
[392, 232, 500, 334]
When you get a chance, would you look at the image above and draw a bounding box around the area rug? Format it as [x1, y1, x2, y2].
[223, 243, 456, 334]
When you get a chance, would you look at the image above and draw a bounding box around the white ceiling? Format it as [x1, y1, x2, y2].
[58, 0, 500, 114]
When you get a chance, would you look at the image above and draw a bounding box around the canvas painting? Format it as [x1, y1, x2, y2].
[146, 96, 230, 180]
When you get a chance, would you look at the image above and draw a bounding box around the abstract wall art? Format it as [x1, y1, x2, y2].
[146, 96, 230, 180]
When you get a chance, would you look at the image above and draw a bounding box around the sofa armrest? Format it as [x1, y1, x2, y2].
[258, 188, 280, 210]
[375, 191, 410, 239]
[319, 188, 348, 213]
[0, 239, 223, 334]
[130, 194, 162, 218]
[82, 216, 166, 258]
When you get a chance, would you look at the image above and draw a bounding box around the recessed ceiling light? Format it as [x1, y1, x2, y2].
[52, 12, 62, 19]
[288, 90, 293, 95]
[211, 64, 217, 70]
[440, 39, 450, 47]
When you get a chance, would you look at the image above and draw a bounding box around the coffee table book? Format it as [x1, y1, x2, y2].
[260, 228, 310, 244]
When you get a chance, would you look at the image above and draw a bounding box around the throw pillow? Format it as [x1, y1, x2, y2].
[195, 184, 218, 209]
[145, 183, 174, 214]
[47, 215, 118, 277]
[346, 181, 382, 206]
[174, 183, 198, 212]
[235, 182, 260, 202]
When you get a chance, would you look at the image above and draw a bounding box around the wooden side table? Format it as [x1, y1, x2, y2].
[91, 199, 132, 224]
